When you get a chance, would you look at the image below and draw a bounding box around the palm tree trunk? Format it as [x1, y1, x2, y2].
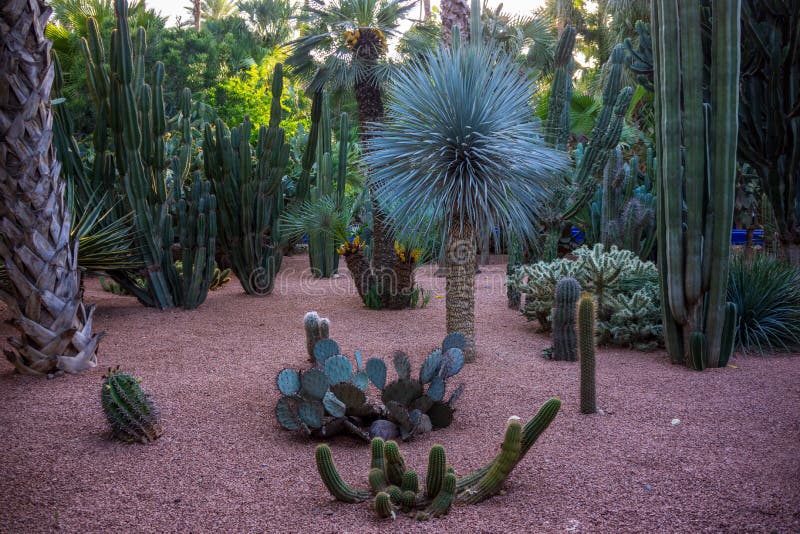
[445, 219, 476, 362]
[440, 0, 470, 46]
[0, 1, 103, 375]
[353, 28, 411, 309]
[193, 0, 201, 31]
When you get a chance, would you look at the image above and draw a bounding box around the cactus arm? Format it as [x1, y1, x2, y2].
[655, 0, 688, 327]
[374, 492, 396, 519]
[456, 397, 561, 493]
[651, 2, 684, 362]
[704, 0, 741, 366]
[679, 1, 705, 308]
[578, 294, 596, 414]
[421, 473, 456, 519]
[459, 418, 522, 504]
[315, 444, 370, 503]
[336, 113, 349, 207]
[425, 444, 446, 499]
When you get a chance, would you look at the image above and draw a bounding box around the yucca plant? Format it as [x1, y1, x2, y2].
[365, 40, 569, 361]
[727, 254, 800, 353]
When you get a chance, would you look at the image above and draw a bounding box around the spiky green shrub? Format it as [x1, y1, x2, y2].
[727, 254, 800, 353]
[508, 244, 658, 340]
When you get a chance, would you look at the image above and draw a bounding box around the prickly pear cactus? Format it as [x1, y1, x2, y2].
[550, 277, 581, 361]
[312, 398, 562, 521]
[101, 367, 163, 444]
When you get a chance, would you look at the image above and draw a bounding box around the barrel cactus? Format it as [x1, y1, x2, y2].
[101, 367, 163, 444]
[550, 277, 581, 361]
[304, 311, 330, 361]
[313, 397, 561, 520]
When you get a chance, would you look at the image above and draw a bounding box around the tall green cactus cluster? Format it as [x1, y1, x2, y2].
[545, 25, 576, 151]
[101, 367, 162, 443]
[313, 398, 561, 520]
[80, 0, 216, 310]
[652, 0, 741, 369]
[590, 147, 657, 260]
[550, 277, 581, 361]
[560, 44, 633, 223]
[578, 294, 596, 414]
[288, 92, 350, 278]
[202, 64, 289, 296]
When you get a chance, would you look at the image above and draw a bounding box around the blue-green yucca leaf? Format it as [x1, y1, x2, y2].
[364, 43, 571, 246]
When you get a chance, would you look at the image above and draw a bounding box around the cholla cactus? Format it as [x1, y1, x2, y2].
[598, 282, 663, 351]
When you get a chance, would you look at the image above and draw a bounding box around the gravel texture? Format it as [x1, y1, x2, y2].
[1, 254, 798, 533]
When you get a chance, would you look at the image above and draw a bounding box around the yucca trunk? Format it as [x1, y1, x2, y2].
[0, 1, 103, 375]
[445, 220, 476, 362]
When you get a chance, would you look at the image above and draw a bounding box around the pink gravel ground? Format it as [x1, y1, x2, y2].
[1, 254, 798, 533]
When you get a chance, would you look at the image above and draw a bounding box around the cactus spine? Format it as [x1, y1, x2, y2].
[551, 277, 581, 361]
[652, 0, 741, 368]
[101, 368, 162, 443]
[314, 399, 561, 520]
[578, 294, 596, 414]
[203, 64, 288, 296]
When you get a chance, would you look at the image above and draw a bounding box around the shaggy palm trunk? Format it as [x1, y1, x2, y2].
[0, 1, 103, 375]
[445, 219, 476, 362]
[354, 28, 412, 309]
[440, 0, 470, 46]
[192, 0, 201, 31]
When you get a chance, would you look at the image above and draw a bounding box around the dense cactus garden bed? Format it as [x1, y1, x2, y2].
[0, 254, 797, 532]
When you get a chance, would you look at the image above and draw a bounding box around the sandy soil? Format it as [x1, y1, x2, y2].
[1, 254, 798, 533]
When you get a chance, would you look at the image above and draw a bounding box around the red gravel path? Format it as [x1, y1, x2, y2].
[1, 255, 798, 533]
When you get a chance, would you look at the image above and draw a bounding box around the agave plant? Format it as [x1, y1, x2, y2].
[364, 39, 569, 361]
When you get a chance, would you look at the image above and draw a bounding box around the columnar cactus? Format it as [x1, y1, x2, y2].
[578, 294, 596, 414]
[80, 0, 217, 310]
[101, 367, 162, 444]
[303, 311, 330, 360]
[312, 398, 561, 521]
[652, 0, 741, 368]
[545, 25, 576, 151]
[203, 64, 288, 296]
[551, 277, 581, 361]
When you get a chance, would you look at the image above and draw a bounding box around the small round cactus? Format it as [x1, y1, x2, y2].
[101, 367, 162, 444]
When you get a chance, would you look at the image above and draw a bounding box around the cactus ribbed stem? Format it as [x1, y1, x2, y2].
[370, 437, 386, 471]
[401, 471, 419, 493]
[457, 397, 561, 492]
[551, 278, 581, 361]
[459, 418, 522, 504]
[578, 294, 596, 414]
[314, 444, 370, 503]
[369, 468, 388, 493]
[101, 369, 162, 444]
[425, 445, 446, 498]
[423, 473, 456, 518]
[374, 492, 395, 519]
[384, 441, 406, 486]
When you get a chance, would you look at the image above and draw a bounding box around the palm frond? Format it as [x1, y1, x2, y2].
[280, 194, 354, 243]
[364, 42, 571, 247]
